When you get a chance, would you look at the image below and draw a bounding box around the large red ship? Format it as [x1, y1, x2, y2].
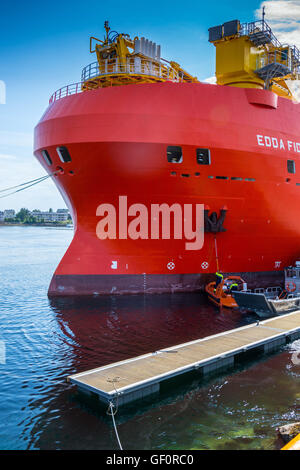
[34, 18, 300, 296]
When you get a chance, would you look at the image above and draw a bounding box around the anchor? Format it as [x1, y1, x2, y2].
[204, 205, 227, 233]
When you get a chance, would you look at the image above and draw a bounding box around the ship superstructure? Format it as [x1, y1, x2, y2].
[209, 18, 300, 97]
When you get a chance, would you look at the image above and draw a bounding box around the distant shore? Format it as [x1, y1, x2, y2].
[0, 222, 73, 227]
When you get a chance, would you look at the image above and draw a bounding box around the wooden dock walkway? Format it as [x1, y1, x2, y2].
[68, 310, 300, 407]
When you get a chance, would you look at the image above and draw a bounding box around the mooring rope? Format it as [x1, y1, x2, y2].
[107, 401, 123, 450]
[0, 172, 57, 199]
[214, 236, 220, 272]
[106, 377, 123, 450]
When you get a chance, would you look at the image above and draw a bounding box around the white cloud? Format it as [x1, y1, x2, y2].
[255, 1, 300, 47]
[286, 79, 300, 101]
[203, 76, 217, 84]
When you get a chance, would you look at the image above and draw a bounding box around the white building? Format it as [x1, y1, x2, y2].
[3, 209, 15, 219]
[0, 211, 4, 222]
[31, 209, 70, 222]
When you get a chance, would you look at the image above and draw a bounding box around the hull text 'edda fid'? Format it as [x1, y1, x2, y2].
[34, 17, 300, 296]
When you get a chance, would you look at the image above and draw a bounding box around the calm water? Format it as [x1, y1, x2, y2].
[0, 226, 299, 450]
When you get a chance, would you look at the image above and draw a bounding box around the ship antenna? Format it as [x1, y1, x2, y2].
[104, 20, 110, 42]
[262, 5, 265, 23]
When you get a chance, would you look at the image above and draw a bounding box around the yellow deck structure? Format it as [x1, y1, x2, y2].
[209, 18, 300, 100]
[82, 21, 197, 90]
[282, 434, 300, 450]
[68, 311, 300, 406]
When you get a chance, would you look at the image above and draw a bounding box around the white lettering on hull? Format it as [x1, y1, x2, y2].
[257, 134, 300, 153]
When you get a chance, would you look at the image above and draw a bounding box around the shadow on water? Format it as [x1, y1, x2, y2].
[50, 292, 257, 369]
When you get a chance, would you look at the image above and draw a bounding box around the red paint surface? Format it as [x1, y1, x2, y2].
[34, 82, 300, 294]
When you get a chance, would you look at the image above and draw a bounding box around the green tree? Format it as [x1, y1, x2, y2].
[16, 208, 30, 222]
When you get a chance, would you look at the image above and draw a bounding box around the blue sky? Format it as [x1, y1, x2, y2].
[0, 0, 298, 211]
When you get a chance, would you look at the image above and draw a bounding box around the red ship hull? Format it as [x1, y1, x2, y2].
[34, 82, 300, 295]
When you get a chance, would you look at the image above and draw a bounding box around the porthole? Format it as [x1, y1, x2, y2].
[287, 160, 295, 174]
[57, 146, 72, 163]
[41, 150, 52, 166]
[196, 149, 210, 165]
[167, 146, 182, 163]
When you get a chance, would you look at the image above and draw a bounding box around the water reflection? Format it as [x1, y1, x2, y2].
[50, 293, 254, 371]
[23, 294, 295, 449]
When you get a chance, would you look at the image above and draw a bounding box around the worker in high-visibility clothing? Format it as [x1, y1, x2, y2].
[215, 271, 223, 290]
[229, 282, 238, 292]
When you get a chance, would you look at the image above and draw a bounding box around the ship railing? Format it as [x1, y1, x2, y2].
[291, 45, 300, 68]
[81, 57, 185, 83]
[256, 48, 292, 70]
[49, 82, 83, 104]
[265, 286, 282, 294]
[49, 58, 187, 104]
[256, 44, 300, 75]
[239, 20, 300, 75]
[240, 19, 282, 49]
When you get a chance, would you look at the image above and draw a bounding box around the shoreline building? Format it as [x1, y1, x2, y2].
[30, 209, 70, 222]
[3, 209, 16, 220]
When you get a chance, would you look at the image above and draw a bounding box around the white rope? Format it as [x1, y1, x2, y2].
[108, 401, 123, 450]
[0, 172, 57, 199]
[106, 377, 123, 450]
[0, 174, 50, 193]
